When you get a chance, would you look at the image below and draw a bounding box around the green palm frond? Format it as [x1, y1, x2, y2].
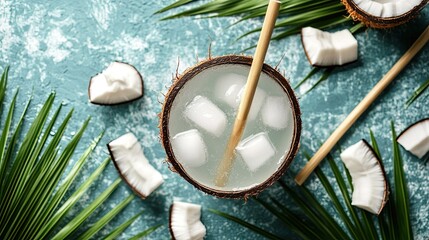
[157, 0, 358, 41]
[128, 224, 164, 240]
[295, 67, 335, 95]
[405, 77, 429, 107]
[0, 67, 159, 239]
[211, 125, 413, 239]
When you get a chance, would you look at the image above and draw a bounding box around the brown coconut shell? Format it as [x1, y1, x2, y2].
[159, 55, 301, 199]
[341, 0, 428, 29]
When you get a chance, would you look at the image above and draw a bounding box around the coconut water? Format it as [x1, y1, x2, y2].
[168, 64, 295, 191]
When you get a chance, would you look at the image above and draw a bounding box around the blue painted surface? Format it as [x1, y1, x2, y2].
[0, 1, 428, 239]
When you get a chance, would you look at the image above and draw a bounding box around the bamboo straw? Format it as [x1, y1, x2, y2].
[215, 0, 281, 187]
[295, 25, 429, 186]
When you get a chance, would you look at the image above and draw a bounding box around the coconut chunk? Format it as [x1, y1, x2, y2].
[169, 201, 206, 240]
[340, 140, 388, 214]
[89, 62, 143, 105]
[107, 133, 164, 198]
[301, 27, 358, 67]
[397, 118, 429, 159]
[341, 0, 427, 28]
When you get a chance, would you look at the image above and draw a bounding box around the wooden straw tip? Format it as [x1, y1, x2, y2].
[294, 175, 304, 186]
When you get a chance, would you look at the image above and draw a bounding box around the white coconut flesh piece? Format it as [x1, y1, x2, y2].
[107, 133, 164, 198]
[350, 0, 424, 18]
[397, 118, 429, 159]
[169, 201, 206, 240]
[340, 140, 388, 214]
[89, 62, 143, 105]
[301, 27, 358, 67]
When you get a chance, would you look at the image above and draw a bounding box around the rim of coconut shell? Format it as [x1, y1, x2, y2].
[88, 61, 144, 106]
[341, 0, 428, 28]
[159, 55, 302, 199]
[360, 139, 389, 215]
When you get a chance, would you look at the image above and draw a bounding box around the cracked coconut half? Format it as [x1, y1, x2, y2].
[301, 27, 358, 67]
[88, 61, 144, 105]
[397, 118, 429, 159]
[107, 132, 164, 198]
[341, 0, 428, 28]
[169, 201, 206, 240]
[340, 140, 388, 214]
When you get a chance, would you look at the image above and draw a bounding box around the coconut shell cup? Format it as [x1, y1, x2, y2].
[159, 55, 301, 199]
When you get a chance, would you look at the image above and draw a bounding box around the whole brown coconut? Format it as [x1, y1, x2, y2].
[159, 55, 301, 199]
[341, 0, 428, 28]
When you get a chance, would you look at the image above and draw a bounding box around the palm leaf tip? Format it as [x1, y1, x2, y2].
[391, 122, 413, 240]
[405, 78, 429, 107]
[0, 66, 10, 105]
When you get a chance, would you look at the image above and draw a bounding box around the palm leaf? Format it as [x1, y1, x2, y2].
[78, 195, 135, 239]
[305, 152, 361, 240]
[301, 67, 335, 95]
[103, 211, 144, 240]
[51, 178, 122, 239]
[157, 0, 356, 42]
[155, 0, 197, 14]
[209, 209, 284, 240]
[0, 66, 159, 239]
[0, 66, 10, 114]
[253, 197, 319, 240]
[391, 122, 412, 240]
[0, 90, 19, 192]
[36, 157, 111, 239]
[294, 68, 320, 89]
[278, 180, 350, 239]
[128, 224, 164, 240]
[405, 77, 429, 107]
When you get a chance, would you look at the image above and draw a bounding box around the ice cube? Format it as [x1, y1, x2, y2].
[236, 132, 276, 172]
[184, 95, 227, 137]
[261, 96, 289, 130]
[214, 73, 246, 108]
[214, 74, 266, 121]
[172, 129, 208, 168]
[238, 86, 266, 121]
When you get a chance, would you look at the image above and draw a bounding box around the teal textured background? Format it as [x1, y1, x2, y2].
[0, 0, 428, 239]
